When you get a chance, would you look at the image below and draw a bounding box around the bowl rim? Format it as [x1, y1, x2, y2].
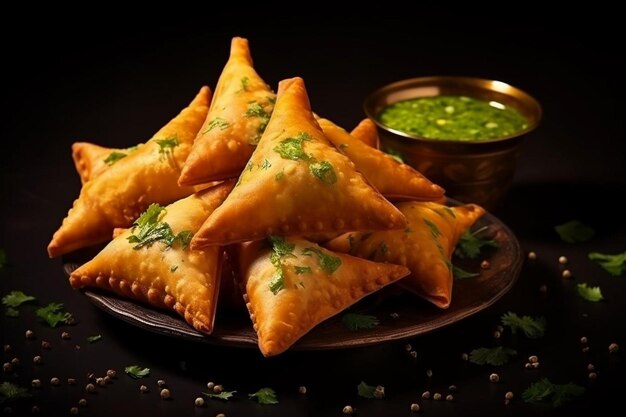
[363, 75, 543, 145]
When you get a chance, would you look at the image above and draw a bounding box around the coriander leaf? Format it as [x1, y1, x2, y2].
[240, 76, 250, 91]
[36, 303, 72, 327]
[203, 390, 237, 401]
[260, 159, 272, 170]
[523, 378, 584, 407]
[577, 283, 604, 302]
[249, 387, 278, 405]
[2, 290, 36, 308]
[588, 251, 626, 276]
[273, 132, 312, 161]
[170, 265, 178, 272]
[5, 307, 19, 317]
[294, 266, 311, 274]
[385, 148, 404, 163]
[275, 171, 284, 181]
[124, 365, 150, 379]
[555, 220, 595, 243]
[302, 247, 342, 274]
[103, 151, 127, 166]
[501, 312, 546, 338]
[357, 381, 378, 399]
[453, 265, 480, 279]
[127, 204, 190, 250]
[268, 268, 285, 295]
[0, 248, 6, 268]
[174, 230, 193, 250]
[267, 236, 295, 295]
[269, 236, 295, 259]
[154, 136, 179, 159]
[469, 346, 517, 366]
[342, 313, 379, 331]
[454, 226, 498, 259]
[423, 219, 441, 238]
[204, 117, 230, 133]
[0, 382, 31, 403]
[309, 160, 337, 184]
[87, 334, 102, 343]
[245, 101, 272, 136]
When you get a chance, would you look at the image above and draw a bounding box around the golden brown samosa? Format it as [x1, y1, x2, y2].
[326, 202, 484, 309]
[178, 37, 276, 186]
[72, 142, 142, 184]
[351, 118, 380, 149]
[191, 77, 406, 248]
[69, 181, 235, 334]
[48, 86, 211, 258]
[319, 118, 445, 201]
[238, 237, 409, 356]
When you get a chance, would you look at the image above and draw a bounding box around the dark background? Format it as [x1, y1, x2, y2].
[2, 12, 625, 416]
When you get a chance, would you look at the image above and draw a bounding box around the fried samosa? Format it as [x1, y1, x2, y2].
[72, 142, 142, 184]
[326, 202, 485, 309]
[191, 77, 406, 248]
[350, 118, 380, 149]
[178, 37, 276, 186]
[48, 86, 211, 258]
[69, 181, 235, 334]
[237, 237, 409, 356]
[318, 118, 444, 201]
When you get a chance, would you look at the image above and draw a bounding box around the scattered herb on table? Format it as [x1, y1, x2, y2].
[36, 303, 73, 327]
[4, 307, 19, 317]
[249, 387, 278, 404]
[577, 283, 604, 302]
[203, 390, 237, 401]
[554, 220, 595, 243]
[357, 381, 384, 399]
[124, 365, 150, 379]
[522, 378, 584, 407]
[0, 382, 31, 403]
[87, 335, 102, 343]
[469, 346, 517, 366]
[501, 312, 546, 338]
[588, 251, 626, 276]
[455, 226, 498, 259]
[453, 265, 480, 279]
[2, 290, 36, 308]
[342, 313, 379, 331]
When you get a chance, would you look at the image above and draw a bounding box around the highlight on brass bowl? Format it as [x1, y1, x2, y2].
[364, 76, 542, 208]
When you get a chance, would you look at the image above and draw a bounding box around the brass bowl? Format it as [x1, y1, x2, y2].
[364, 76, 542, 208]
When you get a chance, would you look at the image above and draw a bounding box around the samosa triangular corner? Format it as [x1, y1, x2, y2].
[190, 77, 407, 248]
[351, 118, 380, 149]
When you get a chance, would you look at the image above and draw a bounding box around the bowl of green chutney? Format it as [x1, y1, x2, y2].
[364, 76, 541, 208]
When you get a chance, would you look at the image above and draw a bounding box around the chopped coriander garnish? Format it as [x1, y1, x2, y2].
[103, 151, 128, 166]
[357, 381, 380, 399]
[454, 226, 498, 259]
[453, 265, 479, 279]
[267, 236, 295, 295]
[423, 219, 442, 238]
[2, 290, 36, 308]
[124, 365, 150, 379]
[170, 265, 179, 272]
[501, 312, 546, 338]
[249, 387, 278, 405]
[245, 101, 272, 135]
[204, 117, 230, 134]
[0, 381, 31, 402]
[275, 171, 284, 181]
[309, 160, 337, 184]
[469, 346, 517, 366]
[302, 247, 342, 273]
[268, 269, 285, 295]
[5, 307, 19, 317]
[588, 251, 626, 276]
[0, 248, 6, 269]
[577, 283, 604, 302]
[294, 266, 311, 274]
[154, 136, 179, 159]
[240, 76, 250, 91]
[273, 132, 312, 161]
[554, 220, 595, 243]
[522, 378, 584, 407]
[127, 204, 193, 250]
[269, 235, 295, 259]
[260, 159, 272, 170]
[342, 313, 379, 331]
[36, 303, 72, 327]
[87, 335, 102, 343]
[203, 390, 237, 401]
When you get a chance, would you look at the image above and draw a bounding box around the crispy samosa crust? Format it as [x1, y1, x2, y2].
[350, 118, 380, 149]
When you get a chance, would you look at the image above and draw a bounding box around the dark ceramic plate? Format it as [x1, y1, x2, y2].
[62, 210, 521, 350]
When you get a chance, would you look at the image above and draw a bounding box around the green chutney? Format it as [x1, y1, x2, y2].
[378, 96, 528, 141]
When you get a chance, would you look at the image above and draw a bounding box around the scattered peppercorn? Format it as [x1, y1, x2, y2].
[587, 363, 596, 371]
[505, 391, 514, 400]
[157, 379, 166, 388]
[61, 332, 71, 340]
[528, 355, 538, 364]
[421, 391, 431, 399]
[107, 369, 117, 378]
[410, 403, 420, 412]
[216, 414, 226, 417]
[50, 377, 60, 386]
[2, 363, 12, 373]
[582, 346, 590, 353]
[160, 388, 170, 399]
[481, 260, 490, 269]
[531, 362, 540, 369]
[139, 385, 148, 393]
[426, 369, 433, 378]
[410, 350, 417, 359]
[405, 344, 412, 352]
[342, 405, 354, 415]
[104, 376, 112, 384]
[206, 382, 215, 390]
[374, 385, 385, 399]
[298, 386, 307, 394]
[70, 407, 78, 415]
[85, 383, 95, 393]
[580, 336, 588, 344]
[78, 399, 87, 407]
[493, 330, 501, 339]
[9, 358, 19, 367]
[562, 269, 572, 279]
[449, 385, 457, 392]
[489, 373, 500, 383]
[41, 341, 51, 350]
[446, 394, 454, 401]
[588, 372, 598, 380]
[96, 377, 105, 387]
[528, 251, 537, 260]
[558, 256, 568, 265]
[609, 343, 619, 353]
[433, 393, 442, 401]
[68, 378, 77, 385]
[194, 397, 205, 407]
[33, 356, 42, 365]
[390, 312, 399, 319]
[31, 379, 41, 388]
[2, 345, 10, 353]
[213, 384, 224, 394]
[525, 362, 532, 369]
[25, 330, 34, 339]
[31, 405, 39, 414]
[461, 353, 469, 361]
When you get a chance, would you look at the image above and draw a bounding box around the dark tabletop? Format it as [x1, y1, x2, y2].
[1, 13, 625, 417]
